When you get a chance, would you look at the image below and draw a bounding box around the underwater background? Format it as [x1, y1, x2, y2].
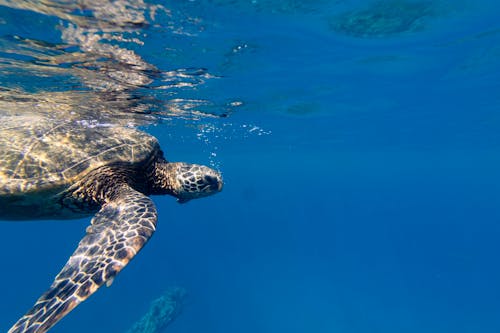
[1, 0, 500, 332]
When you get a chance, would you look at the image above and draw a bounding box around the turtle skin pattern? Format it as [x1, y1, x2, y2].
[9, 186, 157, 333]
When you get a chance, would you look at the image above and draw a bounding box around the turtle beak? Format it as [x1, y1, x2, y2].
[217, 177, 223, 191]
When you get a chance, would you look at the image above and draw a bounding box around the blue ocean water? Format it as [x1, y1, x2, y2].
[1, 1, 500, 332]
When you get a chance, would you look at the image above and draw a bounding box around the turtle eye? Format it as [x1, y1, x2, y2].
[203, 175, 222, 191]
[204, 175, 218, 185]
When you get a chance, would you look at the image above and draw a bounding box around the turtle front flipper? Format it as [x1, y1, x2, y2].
[8, 186, 158, 333]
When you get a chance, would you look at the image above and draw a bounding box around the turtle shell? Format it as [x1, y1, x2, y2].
[0, 114, 159, 195]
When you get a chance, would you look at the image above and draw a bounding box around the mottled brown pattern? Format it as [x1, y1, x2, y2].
[0, 115, 159, 219]
[1, 113, 223, 333]
[8, 187, 157, 333]
[0, 114, 158, 196]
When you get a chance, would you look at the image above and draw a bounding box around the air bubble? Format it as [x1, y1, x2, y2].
[195, 120, 270, 169]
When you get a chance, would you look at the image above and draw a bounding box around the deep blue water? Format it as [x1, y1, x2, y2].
[1, 1, 500, 332]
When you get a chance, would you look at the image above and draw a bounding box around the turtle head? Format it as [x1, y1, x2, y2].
[152, 161, 223, 203]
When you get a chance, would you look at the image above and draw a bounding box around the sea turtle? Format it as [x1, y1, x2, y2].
[0, 114, 223, 333]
